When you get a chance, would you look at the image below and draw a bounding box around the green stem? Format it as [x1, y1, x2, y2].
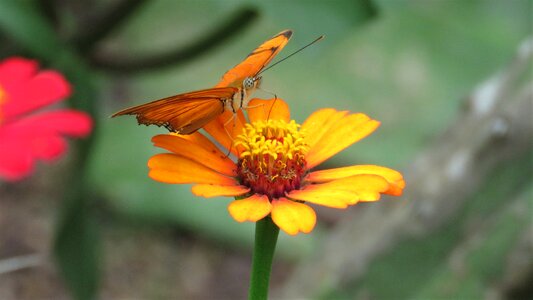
[249, 217, 280, 300]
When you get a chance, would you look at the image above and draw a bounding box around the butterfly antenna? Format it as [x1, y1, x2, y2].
[257, 34, 325, 76]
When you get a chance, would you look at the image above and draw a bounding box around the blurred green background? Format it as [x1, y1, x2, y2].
[0, 0, 531, 299]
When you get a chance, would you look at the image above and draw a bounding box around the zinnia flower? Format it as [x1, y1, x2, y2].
[0, 57, 92, 181]
[148, 99, 404, 235]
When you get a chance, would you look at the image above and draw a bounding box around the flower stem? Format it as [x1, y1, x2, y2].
[248, 216, 280, 300]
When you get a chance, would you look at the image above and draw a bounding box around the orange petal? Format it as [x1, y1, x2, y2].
[228, 194, 272, 222]
[288, 174, 390, 207]
[203, 110, 246, 156]
[176, 131, 221, 150]
[307, 165, 405, 196]
[152, 134, 237, 176]
[148, 153, 237, 185]
[305, 112, 380, 169]
[246, 98, 290, 123]
[301, 109, 349, 151]
[191, 184, 250, 198]
[271, 198, 316, 235]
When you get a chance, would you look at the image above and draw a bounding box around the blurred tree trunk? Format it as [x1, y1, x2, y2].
[277, 38, 533, 299]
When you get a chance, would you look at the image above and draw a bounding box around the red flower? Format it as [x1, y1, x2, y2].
[0, 57, 92, 181]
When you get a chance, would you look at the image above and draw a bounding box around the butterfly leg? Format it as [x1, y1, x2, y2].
[222, 113, 238, 158]
[244, 100, 278, 121]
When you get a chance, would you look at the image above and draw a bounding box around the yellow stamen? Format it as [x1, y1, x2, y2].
[234, 119, 309, 199]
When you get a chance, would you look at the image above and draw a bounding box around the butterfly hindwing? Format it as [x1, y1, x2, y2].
[112, 87, 238, 134]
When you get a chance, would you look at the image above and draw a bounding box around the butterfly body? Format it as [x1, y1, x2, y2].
[112, 30, 292, 134]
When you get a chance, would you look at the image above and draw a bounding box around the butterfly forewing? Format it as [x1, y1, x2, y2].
[216, 29, 292, 88]
[112, 87, 238, 134]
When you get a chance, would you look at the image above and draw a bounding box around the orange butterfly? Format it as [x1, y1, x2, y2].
[112, 30, 292, 134]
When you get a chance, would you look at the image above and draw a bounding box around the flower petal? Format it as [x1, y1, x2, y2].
[301, 109, 349, 150]
[191, 184, 250, 198]
[288, 174, 390, 207]
[2, 70, 71, 121]
[0, 135, 67, 181]
[307, 165, 405, 196]
[246, 98, 290, 123]
[0, 110, 92, 181]
[305, 112, 380, 169]
[228, 194, 272, 222]
[148, 153, 237, 185]
[271, 198, 316, 235]
[0, 141, 33, 181]
[177, 131, 217, 149]
[203, 110, 246, 156]
[0, 57, 38, 89]
[2, 110, 92, 137]
[152, 134, 237, 176]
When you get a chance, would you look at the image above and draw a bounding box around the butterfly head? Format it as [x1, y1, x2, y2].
[243, 76, 262, 91]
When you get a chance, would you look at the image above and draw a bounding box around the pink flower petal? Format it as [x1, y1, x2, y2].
[32, 135, 68, 161]
[1, 110, 92, 137]
[2, 71, 71, 120]
[0, 142, 33, 181]
[0, 57, 38, 89]
[0, 110, 92, 181]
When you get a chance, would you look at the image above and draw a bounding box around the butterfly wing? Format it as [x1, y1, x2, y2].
[112, 87, 238, 134]
[112, 30, 291, 134]
[216, 29, 292, 88]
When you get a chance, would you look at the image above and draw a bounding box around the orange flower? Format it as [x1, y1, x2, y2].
[148, 99, 405, 235]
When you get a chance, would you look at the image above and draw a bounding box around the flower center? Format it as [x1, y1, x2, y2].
[234, 119, 309, 199]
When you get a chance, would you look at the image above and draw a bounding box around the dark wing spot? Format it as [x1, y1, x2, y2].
[247, 46, 279, 58]
[277, 30, 293, 39]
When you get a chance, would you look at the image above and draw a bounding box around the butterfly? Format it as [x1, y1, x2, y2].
[112, 29, 293, 134]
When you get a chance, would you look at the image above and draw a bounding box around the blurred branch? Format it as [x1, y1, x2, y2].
[358, 0, 379, 20]
[0, 254, 43, 274]
[36, 0, 59, 28]
[502, 223, 533, 299]
[278, 37, 533, 298]
[88, 6, 259, 73]
[497, 191, 532, 298]
[70, 0, 149, 54]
